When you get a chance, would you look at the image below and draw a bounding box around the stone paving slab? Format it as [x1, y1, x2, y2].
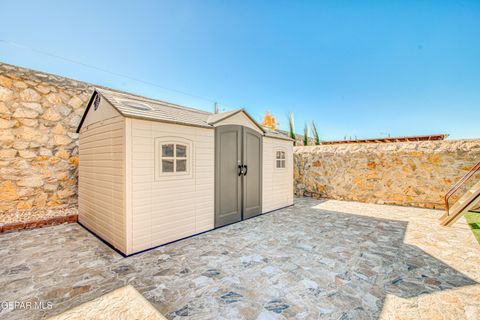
[0, 198, 479, 319]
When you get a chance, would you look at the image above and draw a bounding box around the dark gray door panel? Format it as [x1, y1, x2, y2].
[243, 127, 262, 219]
[215, 125, 242, 227]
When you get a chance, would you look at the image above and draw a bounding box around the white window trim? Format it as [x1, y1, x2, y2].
[155, 137, 193, 180]
[275, 148, 287, 170]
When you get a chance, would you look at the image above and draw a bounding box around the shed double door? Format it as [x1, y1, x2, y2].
[215, 125, 262, 228]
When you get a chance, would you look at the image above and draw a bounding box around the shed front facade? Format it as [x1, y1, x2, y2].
[78, 88, 293, 255]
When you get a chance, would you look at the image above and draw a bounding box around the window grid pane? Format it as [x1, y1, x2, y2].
[176, 144, 187, 157]
[162, 159, 174, 172]
[160, 142, 189, 174]
[176, 159, 187, 172]
[162, 144, 174, 157]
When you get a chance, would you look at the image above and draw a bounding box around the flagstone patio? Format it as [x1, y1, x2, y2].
[0, 198, 479, 320]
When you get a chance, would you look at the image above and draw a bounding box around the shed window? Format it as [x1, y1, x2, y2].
[160, 143, 188, 173]
[276, 151, 286, 168]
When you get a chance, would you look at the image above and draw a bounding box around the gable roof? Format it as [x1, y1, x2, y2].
[96, 88, 212, 128]
[77, 88, 291, 141]
[262, 127, 294, 141]
[206, 108, 265, 133]
[206, 108, 243, 124]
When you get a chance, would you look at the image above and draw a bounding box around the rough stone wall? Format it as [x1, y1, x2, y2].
[0, 62, 92, 221]
[294, 140, 480, 209]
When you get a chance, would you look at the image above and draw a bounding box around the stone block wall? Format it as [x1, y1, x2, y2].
[294, 140, 480, 209]
[0, 62, 92, 224]
[2, 61, 480, 229]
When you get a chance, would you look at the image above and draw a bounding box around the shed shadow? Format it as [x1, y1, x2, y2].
[284, 202, 478, 317]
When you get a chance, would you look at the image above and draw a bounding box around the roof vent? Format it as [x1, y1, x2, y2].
[119, 99, 152, 111]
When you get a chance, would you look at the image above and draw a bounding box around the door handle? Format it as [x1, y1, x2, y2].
[243, 165, 248, 176]
[238, 165, 243, 176]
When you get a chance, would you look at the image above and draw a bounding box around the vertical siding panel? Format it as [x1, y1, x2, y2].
[130, 119, 214, 253]
[79, 115, 126, 253]
[262, 137, 294, 213]
[124, 118, 133, 254]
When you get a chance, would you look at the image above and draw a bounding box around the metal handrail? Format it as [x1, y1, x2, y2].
[444, 160, 480, 215]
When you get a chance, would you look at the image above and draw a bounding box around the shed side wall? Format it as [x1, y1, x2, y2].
[262, 137, 294, 213]
[129, 119, 214, 253]
[78, 113, 126, 253]
[81, 95, 121, 129]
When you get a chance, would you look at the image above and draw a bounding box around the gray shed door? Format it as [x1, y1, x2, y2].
[215, 125, 262, 227]
[243, 127, 262, 219]
[215, 125, 242, 227]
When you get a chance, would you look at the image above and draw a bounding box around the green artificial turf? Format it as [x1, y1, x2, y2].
[465, 211, 480, 245]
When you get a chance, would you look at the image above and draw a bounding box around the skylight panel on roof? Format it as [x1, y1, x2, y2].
[118, 99, 153, 111]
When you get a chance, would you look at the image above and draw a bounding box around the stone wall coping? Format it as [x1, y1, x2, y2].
[294, 139, 480, 154]
[0, 62, 92, 91]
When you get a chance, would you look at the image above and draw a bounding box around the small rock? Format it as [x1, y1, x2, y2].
[0, 118, 16, 129]
[13, 80, 28, 89]
[0, 75, 13, 88]
[6, 264, 30, 275]
[0, 149, 17, 159]
[55, 105, 72, 117]
[35, 192, 48, 208]
[12, 141, 29, 150]
[68, 115, 81, 128]
[391, 277, 402, 285]
[68, 96, 84, 109]
[53, 123, 65, 135]
[46, 93, 63, 104]
[256, 311, 278, 320]
[38, 148, 53, 156]
[44, 183, 58, 191]
[19, 88, 41, 102]
[424, 277, 441, 286]
[111, 265, 134, 274]
[21, 102, 43, 113]
[18, 176, 44, 188]
[19, 118, 39, 127]
[0, 86, 14, 101]
[261, 266, 276, 274]
[301, 279, 318, 290]
[19, 150, 37, 159]
[17, 201, 32, 209]
[174, 305, 190, 317]
[264, 299, 289, 314]
[36, 85, 51, 94]
[0, 131, 15, 145]
[42, 108, 62, 121]
[53, 134, 72, 146]
[0, 101, 11, 114]
[220, 291, 243, 304]
[202, 269, 221, 278]
[0, 181, 18, 201]
[192, 276, 212, 287]
[13, 107, 39, 119]
[57, 188, 75, 199]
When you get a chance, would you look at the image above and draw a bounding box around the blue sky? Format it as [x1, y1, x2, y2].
[1, 1, 479, 140]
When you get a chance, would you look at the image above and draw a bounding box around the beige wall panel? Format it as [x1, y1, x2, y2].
[128, 119, 215, 253]
[78, 114, 126, 253]
[262, 137, 294, 213]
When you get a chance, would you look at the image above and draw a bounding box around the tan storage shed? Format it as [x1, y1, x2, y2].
[77, 88, 293, 255]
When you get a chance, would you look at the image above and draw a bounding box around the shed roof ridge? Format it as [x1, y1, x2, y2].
[95, 87, 213, 115]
